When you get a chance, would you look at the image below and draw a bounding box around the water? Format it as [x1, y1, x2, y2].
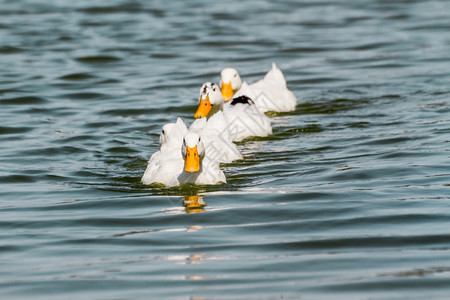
[1, 0, 449, 298]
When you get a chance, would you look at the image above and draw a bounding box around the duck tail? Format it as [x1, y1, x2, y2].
[265, 62, 286, 86]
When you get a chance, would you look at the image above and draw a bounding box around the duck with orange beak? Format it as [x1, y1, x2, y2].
[141, 125, 226, 186]
[220, 63, 297, 113]
[220, 67, 242, 102]
[182, 132, 204, 173]
[193, 82, 272, 142]
[178, 132, 226, 185]
[194, 82, 223, 119]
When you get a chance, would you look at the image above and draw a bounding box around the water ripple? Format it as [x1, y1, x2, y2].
[1, 96, 47, 105]
[75, 55, 122, 64]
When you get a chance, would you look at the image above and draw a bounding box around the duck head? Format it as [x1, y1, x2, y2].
[194, 82, 223, 119]
[182, 132, 205, 173]
[220, 68, 242, 102]
[159, 123, 174, 146]
[159, 118, 188, 152]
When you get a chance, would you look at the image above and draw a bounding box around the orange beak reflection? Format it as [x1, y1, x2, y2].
[194, 96, 212, 119]
[184, 195, 206, 211]
[184, 195, 206, 214]
[184, 145, 200, 173]
[221, 81, 234, 102]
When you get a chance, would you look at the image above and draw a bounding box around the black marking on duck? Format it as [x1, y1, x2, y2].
[201, 84, 208, 94]
[230, 95, 254, 106]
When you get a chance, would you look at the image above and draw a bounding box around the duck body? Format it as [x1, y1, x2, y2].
[174, 155, 226, 186]
[223, 95, 272, 141]
[221, 62, 297, 113]
[189, 112, 242, 163]
[141, 120, 226, 187]
[194, 82, 272, 142]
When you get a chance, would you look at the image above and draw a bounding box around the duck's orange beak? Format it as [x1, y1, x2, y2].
[194, 96, 212, 119]
[221, 81, 234, 102]
[184, 145, 200, 173]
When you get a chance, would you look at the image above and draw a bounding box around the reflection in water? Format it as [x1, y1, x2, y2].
[187, 253, 204, 265]
[183, 195, 206, 213]
[187, 225, 204, 232]
[187, 275, 205, 281]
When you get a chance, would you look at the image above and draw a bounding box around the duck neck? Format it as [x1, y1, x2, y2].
[207, 102, 223, 118]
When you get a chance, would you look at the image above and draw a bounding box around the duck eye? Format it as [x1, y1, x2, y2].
[234, 74, 237, 78]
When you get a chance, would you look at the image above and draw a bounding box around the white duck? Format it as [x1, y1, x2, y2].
[220, 62, 297, 113]
[189, 113, 242, 163]
[150, 115, 240, 164]
[159, 117, 188, 153]
[194, 82, 272, 142]
[141, 123, 226, 187]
